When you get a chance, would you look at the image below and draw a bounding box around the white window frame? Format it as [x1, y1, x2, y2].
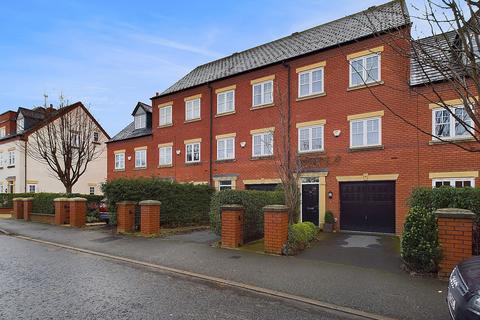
[135, 149, 147, 168]
[252, 132, 274, 157]
[27, 184, 37, 193]
[432, 107, 474, 140]
[89, 186, 95, 195]
[7, 150, 15, 166]
[298, 67, 324, 98]
[0, 127, 6, 138]
[298, 125, 324, 153]
[252, 80, 273, 107]
[159, 146, 172, 166]
[432, 178, 475, 188]
[217, 137, 235, 161]
[349, 53, 381, 88]
[185, 142, 201, 163]
[349, 117, 382, 148]
[134, 113, 146, 129]
[93, 132, 99, 142]
[114, 152, 125, 170]
[218, 180, 233, 191]
[185, 98, 201, 121]
[159, 105, 172, 126]
[217, 90, 235, 114]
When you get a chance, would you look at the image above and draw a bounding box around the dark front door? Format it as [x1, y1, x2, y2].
[340, 181, 395, 233]
[302, 183, 319, 226]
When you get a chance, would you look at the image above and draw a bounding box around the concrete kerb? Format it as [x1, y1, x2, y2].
[5, 232, 397, 320]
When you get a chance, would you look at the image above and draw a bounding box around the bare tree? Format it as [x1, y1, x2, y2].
[355, 0, 480, 151]
[27, 103, 103, 193]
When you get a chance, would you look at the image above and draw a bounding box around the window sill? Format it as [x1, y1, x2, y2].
[429, 138, 476, 145]
[347, 81, 384, 92]
[250, 156, 274, 161]
[296, 92, 326, 102]
[250, 103, 275, 110]
[7, 165, 15, 168]
[113, 169, 125, 172]
[348, 145, 384, 152]
[184, 118, 201, 124]
[158, 164, 173, 168]
[215, 111, 236, 118]
[92, 142, 101, 145]
[158, 123, 173, 128]
[134, 167, 147, 170]
[299, 150, 326, 156]
[215, 159, 236, 164]
[185, 161, 202, 166]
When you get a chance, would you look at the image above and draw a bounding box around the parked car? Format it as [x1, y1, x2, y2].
[99, 199, 110, 224]
[448, 256, 480, 319]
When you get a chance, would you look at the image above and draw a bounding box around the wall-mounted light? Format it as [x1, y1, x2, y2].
[333, 130, 341, 137]
[240, 141, 246, 148]
[127, 156, 132, 161]
[328, 191, 333, 199]
[176, 149, 181, 155]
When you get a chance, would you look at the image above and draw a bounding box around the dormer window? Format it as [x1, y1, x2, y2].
[17, 114, 24, 133]
[134, 113, 146, 129]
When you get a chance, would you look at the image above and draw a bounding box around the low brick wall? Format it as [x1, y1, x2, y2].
[221, 205, 245, 248]
[0, 207, 12, 215]
[263, 205, 289, 255]
[30, 213, 55, 225]
[140, 200, 161, 235]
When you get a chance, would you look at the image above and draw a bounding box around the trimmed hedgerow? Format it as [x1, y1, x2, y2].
[102, 177, 214, 227]
[210, 189, 284, 242]
[401, 206, 442, 273]
[284, 221, 318, 255]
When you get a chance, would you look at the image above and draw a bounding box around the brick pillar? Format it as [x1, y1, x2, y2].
[12, 198, 24, 219]
[264, 205, 289, 255]
[221, 205, 245, 248]
[436, 208, 475, 279]
[54, 198, 70, 225]
[23, 198, 33, 222]
[139, 200, 161, 235]
[69, 197, 87, 228]
[117, 201, 136, 233]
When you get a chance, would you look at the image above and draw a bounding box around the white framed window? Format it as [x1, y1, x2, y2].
[159, 146, 172, 166]
[217, 137, 235, 160]
[27, 184, 37, 193]
[432, 107, 473, 140]
[159, 105, 172, 126]
[432, 178, 475, 188]
[89, 186, 95, 195]
[135, 149, 147, 168]
[7, 150, 15, 166]
[349, 53, 381, 87]
[219, 180, 233, 191]
[71, 132, 80, 148]
[0, 127, 5, 138]
[186, 142, 201, 163]
[114, 152, 125, 170]
[134, 113, 146, 129]
[252, 80, 273, 107]
[185, 98, 201, 121]
[252, 132, 273, 157]
[93, 132, 99, 142]
[298, 68, 324, 97]
[7, 181, 14, 194]
[217, 90, 235, 114]
[298, 125, 324, 153]
[350, 117, 381, 148]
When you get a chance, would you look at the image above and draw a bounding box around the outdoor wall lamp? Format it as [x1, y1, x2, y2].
[333, 130, 341, 137]
[176, 149, 181, 155]
[127, 156, 132, 161]
[328, 191, 333, 199]
[240, 141, 246, 148]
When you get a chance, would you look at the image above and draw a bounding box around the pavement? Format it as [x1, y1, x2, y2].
[0, 219, 450, 320]
[0, 235, 361, 320]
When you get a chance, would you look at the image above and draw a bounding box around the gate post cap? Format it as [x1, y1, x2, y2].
[68, 197, 87, 202]
[54, 197, 70, 202]
[221, 204, 244, 211]
[139, 200, 161, 206]
[263, 204, 289, 212]
[117, 200, 137, 205]
[435, 208, 475, 219]
[12, 198, 24, 201]
[22, 197, 34, 201]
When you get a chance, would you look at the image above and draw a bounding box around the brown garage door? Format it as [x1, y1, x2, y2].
[340, 181, 395, 234]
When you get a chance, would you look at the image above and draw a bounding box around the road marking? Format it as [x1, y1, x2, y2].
[5, 232, 397, 320]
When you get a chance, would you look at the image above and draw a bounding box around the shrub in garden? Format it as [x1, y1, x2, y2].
[401, 206, 441, 273]
[284, 222, 318, 255]
[102, 177, 214, 227]
[210, 189, 284, 242]
[324, 210, 335, 224]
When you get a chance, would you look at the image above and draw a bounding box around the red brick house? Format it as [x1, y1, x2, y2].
[107, 0, 479, 235]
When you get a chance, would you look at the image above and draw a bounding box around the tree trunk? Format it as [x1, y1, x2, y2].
[65, 185, 72, 194]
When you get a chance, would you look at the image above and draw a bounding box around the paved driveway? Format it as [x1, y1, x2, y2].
[298, 232, 403, 274]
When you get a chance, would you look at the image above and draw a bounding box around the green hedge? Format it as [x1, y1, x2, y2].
[284, 222, 318, 255]
[102, 178, 214, 227]
[0, 193, 103, 215]
[210, 189, 284, 242]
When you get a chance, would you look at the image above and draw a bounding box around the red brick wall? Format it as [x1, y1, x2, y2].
[30, 213, 54, 225]
[0, 111, 17, 135]
[264, 206, 289, 254]
[140, 201, 160, 235]
[221, 205, 245, 248]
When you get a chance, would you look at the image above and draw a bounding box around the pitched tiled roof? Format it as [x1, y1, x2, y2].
[158, 0, 409, 97]
[131, 102, 152, 116]
[108, 121, 152, 143]
[410, 30, 460, 86]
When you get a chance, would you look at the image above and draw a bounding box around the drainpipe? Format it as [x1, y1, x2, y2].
[282, 62, 292, 173]
[24, 138, 27, 193]
[208, 83, 213, 187]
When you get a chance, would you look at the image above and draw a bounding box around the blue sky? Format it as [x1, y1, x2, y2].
[0, 0, 432, 135]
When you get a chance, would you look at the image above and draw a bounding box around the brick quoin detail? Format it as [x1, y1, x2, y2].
[69, 198, 87, 228]
[264, 205, 289, 255]
[54, 198, 70, 225]
[117, 201, 136, 233]
[221, 205, 245, 248]
[12, 198, 24, 220]
[436, 208, 475, 279]
[140, 200, 161, 235]
[23, 198, 33, 222]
